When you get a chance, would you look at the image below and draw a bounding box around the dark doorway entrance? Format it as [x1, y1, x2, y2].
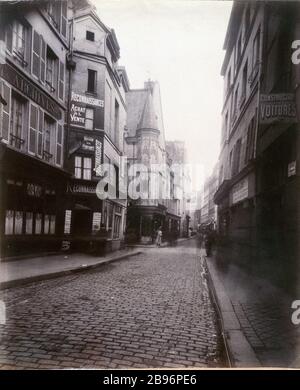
[72, 207, 92, 237]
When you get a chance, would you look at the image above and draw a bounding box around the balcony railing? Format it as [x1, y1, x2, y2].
[13, 49, 28, 68]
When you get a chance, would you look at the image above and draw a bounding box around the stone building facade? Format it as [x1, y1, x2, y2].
[214, 1, 300, 291]
[0, 1, 69, 257]
[125, 81, 181, 244]
[63, 1, 129, 254]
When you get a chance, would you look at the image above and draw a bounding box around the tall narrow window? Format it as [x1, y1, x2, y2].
[29, 103, 38, 154]
[1, 81, 11, 143]
[12, 21, 26, 59]
[43, 115, 55, 162]
[87, 69, 97, 93]
[114, 99, 119, 146]
[10, 93, 25, 149]
[75, 156, 82, 179]
[83, 157, 92, 180]
[56, 123, 63, 166]
[46, 46, 58, 92]
[85, 108, 94, 130]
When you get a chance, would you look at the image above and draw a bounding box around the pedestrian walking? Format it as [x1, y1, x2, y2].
[156, 226, 163, 247]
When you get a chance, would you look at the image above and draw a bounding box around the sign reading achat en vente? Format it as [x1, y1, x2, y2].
[70, 91, 104, 128]
[260, 94, 297, 124]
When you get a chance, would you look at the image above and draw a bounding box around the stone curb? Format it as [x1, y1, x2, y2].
[0, 250, 143, 290]
[204, 255, 262, 368]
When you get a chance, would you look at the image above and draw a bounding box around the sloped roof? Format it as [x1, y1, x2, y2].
[125, 89, 148, 137]
[137, 90, 159, 131]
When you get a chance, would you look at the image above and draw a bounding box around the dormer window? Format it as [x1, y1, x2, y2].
[86, 31, 95, 42]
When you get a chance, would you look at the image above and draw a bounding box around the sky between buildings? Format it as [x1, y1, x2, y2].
[93, 0, 233, 187]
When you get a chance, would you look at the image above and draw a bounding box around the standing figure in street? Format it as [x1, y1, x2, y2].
[156, 226, 163, 247]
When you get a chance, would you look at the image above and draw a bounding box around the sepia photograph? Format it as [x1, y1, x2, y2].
[0, 0, 300, 377]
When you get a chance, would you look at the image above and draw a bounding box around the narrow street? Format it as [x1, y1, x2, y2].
[0, 239, 226, 369]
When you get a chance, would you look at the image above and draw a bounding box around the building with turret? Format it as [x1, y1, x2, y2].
[125, 81, 181, 244]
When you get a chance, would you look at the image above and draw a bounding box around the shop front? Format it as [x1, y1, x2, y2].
[0, 145, 69, 258]
[63, 180, 126, 254]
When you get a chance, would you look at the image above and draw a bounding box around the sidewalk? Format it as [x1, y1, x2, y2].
[0, 248, 142, 290]
[204, 249, 300, 368]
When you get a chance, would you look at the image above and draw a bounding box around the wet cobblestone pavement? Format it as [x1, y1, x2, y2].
[0, 240, 225, 369]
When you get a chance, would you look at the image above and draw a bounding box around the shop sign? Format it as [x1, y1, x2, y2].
[64, 210, 72, 235]
[260, 94, 297, 124]
[0, 63, 62, 119]
[232, 177, 249, 204]
[92, 212, 102, 232]
[82, 136, 95, 151]
[70, 92, 104, 128]
[95, 139, 103, 176]
[67, 183, 96, 194]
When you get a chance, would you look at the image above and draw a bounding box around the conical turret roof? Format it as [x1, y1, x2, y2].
[137, 89, 159, 132]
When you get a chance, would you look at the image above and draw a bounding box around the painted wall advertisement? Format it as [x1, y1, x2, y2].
[70, 91, 104, 129]
[260, 94, 297, 124]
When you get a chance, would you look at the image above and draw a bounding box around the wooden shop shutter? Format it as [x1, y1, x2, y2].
[40, 36, 46, 83]
[58, 60, 64, 101]
[32, 30, 40, 79]
[37, 108, 44, 157]
[0, 81, 11, 142]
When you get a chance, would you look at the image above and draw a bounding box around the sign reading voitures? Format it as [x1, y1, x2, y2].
[70, 92, 104, 127]
[260, 94, 297, 124]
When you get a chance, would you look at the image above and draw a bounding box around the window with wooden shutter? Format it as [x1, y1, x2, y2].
[61, 1, 67, 39]
[58, 60, 64, 101]
[56, 122, 63, 166]
[40, 36, 46, 83]
[1, 81, 11, 143]
[29, 103, 38, 154]
[32, 30, 40, 79]
[37, 108, 44, 157]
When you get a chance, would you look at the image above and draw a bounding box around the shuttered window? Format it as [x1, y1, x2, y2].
[61, 1, 67, 39]
[58, 60, 64, 101]
[56, 122, 63, 166]
[0, 81, 11, 143]
[32, 30, 40, 78]
[37, 108, 44, 157]
[40, 36, 46, 83]
[29, 103, 38, 154]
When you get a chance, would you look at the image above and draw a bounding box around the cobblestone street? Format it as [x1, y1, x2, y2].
[0, 240, 225, 369]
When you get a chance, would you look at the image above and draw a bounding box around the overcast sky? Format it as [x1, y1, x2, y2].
[93, 0, 232, 181]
